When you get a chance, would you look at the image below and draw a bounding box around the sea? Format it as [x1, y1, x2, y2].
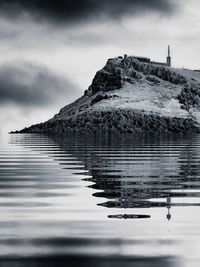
[0, 132, 200, 267]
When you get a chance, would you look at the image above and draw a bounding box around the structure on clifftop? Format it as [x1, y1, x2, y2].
[132, 46, 172, 67]
[167, 45, 171, 67]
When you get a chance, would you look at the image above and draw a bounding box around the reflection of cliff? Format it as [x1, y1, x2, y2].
[0, 255, 175, 267]
[50, 133, 200, 211]
[11, 133, 200, 213]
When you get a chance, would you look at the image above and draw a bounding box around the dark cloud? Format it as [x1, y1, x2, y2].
[0, 62, 79, 107]
[0, 0, 177, 24]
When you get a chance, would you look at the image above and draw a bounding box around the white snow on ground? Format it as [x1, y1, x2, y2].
[91, 82, 189, 118]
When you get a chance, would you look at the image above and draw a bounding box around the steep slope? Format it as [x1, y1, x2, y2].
[15, 56, 200, 134]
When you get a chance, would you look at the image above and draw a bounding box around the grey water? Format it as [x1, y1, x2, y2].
[0, 133, 200, 266]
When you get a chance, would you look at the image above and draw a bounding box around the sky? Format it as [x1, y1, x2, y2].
[0, 0, 199, 132]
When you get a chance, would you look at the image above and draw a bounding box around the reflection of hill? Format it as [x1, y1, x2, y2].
[0, 255, 176, 267]
[11, 133, 200, 212]
[50, 133, 200, 211]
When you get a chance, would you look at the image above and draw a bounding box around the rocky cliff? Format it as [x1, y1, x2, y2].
[14, 56, 200, 134]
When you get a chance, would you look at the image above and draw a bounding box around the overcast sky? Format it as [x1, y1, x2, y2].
[0, 0, 199, 132]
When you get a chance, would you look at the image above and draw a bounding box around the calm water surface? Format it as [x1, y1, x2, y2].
[0, 133, 200, 266]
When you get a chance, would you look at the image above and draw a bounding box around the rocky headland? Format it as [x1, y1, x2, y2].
[13, 56, 200, 134]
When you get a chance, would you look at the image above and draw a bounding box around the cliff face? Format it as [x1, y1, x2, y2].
[86, 57, 187, 96]
[16, 56, 200, 134]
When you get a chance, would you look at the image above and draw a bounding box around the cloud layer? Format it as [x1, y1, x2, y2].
[0, 62, 78, 107]
[0, 0, 176, 24]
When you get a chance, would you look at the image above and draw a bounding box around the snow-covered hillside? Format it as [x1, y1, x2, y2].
[15, 56, 200, 134]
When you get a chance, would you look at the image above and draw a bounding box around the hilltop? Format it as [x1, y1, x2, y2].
[14, 56, 200, 134]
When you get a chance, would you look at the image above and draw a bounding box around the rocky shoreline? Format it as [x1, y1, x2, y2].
[13, 110, 198, 134]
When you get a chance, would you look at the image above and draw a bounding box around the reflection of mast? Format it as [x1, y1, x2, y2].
[166, 196, 171, 221]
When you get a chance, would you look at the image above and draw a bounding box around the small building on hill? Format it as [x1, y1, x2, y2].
[131, 46, 172, 67]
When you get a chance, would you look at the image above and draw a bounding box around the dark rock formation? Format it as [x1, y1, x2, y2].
[15, 110, 198, 134]
[85, 57, 187, 97]
[177, 84, 200, 111]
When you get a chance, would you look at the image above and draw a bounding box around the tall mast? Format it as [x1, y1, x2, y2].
[167, 45, 171, 67]
[168, 45, 170, 57]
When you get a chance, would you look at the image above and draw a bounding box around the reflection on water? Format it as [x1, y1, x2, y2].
[0, 133, 200, 266]
[52, 134, 200, 219]
[0, 256, 175, 267]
